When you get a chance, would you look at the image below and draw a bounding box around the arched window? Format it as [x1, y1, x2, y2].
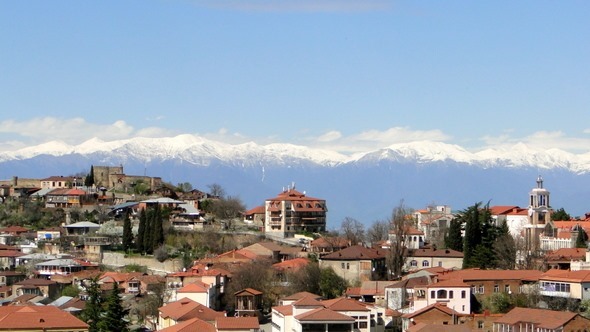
[410, 260, 417, 267]
[436, 289, 447, 299]
[422, 260, 429, 267]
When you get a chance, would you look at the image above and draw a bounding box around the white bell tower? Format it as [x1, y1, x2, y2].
[524, 175, 551, 251]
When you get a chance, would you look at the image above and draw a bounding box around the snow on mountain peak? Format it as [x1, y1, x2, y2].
[2, 135, 590, 173]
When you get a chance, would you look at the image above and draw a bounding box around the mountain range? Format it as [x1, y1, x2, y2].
[1, 135, 589, 227]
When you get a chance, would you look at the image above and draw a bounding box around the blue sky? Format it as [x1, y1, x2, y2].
[1, 1, 589, 154]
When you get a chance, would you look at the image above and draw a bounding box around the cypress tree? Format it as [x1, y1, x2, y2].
[85, 165, 95, 187]
[575, 226, 588, 248]
[122, 213, 133, 252]
[462, 202, 482, 268]
[97, 282, 129, 332]
[445, 218, 463, 252]
[144, 207, 154, 255]
[136, 208, 146, 254]
[81, 277, 103, 332]
[152, 204, 164, 250]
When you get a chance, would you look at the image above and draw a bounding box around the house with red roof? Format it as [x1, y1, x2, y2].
[489, 205, 530, 238]
[271, 293, 387, 332]
[412, 279, 471, 314]
[538, 269, 590, 301]
[0, 305, 89, 331]
[493, 307, 590, 332]
[174, 281, 213, 307]
[0, 250, 24, 270]
[263, 186, 327, 238]
[45, 188, 89, 208]
[402, 303, 463, 331]
[405, 247, 463, 272]
[158, 297, 225, 331]
[157, 317, 216, 332]
[544, 247, 587, 270]
[319, 245, 388, 283]
[435, 268, 543, 298]
[242, 205, 265, 227]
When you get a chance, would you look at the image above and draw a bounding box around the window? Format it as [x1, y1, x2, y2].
[478, 321, 484, 329]
[494, 284, 499, 293]
[341, 263, 345, 269]
[430, 290, 435, 298]
[438, 261, 443, 267]
[478, 285, 484, 294]
[346, 263, 350, 270]
[461, 290, 466, 299]
[449, 291, 454, 299]
[505, 284, 511, 293]
[422, 260, 429, 267]
[436, 289, 447, 298]
[471, 285, 476, 294]
[410, 260, 418, 267]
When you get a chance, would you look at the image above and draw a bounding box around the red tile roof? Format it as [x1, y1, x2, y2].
[540, 269, 590, 283]
[403, 302, 461, 319]
[321, 297, 370, 312]
[0, 305, 88, 330]
[272, 257, 309, 271]
[159, 298, 225, 322]
[280, 291, 323, 302]
[235, 288, 262, 296]
[321, 245, 387, 260]
[178, 281, 209, 293]
[158, 317, 216, 332]
[295, 307, 355, 322]
[215, 316, 260, 330]
[545, 248, 587, 261]
[495, 307, 580, 329]
[407, 247, 463, 258]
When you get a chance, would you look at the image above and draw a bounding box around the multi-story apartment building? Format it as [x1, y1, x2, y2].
[264, 186, 327, 238]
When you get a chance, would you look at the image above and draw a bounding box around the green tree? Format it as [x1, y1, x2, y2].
[97, 282, 130, 332]
[136, 209, 146, 254]
[444, 218, 463, 251]
[152, 204, 165, 250]
[319, 267, 348, 299]
[482, 292, 514, 314]
[462, 203, 482, 268]
[289, 262, 322, 296]
[144, 207, 154, 255]
[61, 285, 80, 297]
[122, 213, 133, 252]
[575, 227, 588, 248]
[84, 165, 95, 187]
[551, 207, 571, 221]
[81, 277, 103, 332]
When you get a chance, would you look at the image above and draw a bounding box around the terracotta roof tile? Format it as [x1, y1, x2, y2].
[437, 268, 543, 282]
[158, 317, 216, 332]
[321, 245, 386, 260]
[295, 307, 355, 322]
[216, 316, 260, 330]
[159, 298, 225, 322]
[321, 297, 370, 311]
[0, 305, 88, 329]
[495, 307, 580, 329]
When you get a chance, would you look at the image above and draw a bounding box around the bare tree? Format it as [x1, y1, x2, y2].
[341, 217, 365, 245]
[387, 201, 412, 280]
[367, 220, 390, 245]
[207, 183, 226, 199]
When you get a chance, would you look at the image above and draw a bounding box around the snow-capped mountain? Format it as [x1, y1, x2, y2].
[1, 135, 589, 226]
